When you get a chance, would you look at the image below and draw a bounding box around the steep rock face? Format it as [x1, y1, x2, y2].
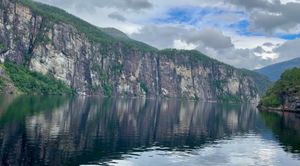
[0, 0, 269, 101]
[282, 88, 300, 110]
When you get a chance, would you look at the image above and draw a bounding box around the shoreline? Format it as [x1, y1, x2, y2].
[258, 106, 300, 114]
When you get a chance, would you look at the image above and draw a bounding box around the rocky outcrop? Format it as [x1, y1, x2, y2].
[282, 88, 300, 110]
[0, 0, 270, 101]
[259, 90, 300, 112]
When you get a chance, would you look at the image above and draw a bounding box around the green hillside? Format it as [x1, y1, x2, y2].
[0, 62, 74, 95]
[260, 68, 300, 107]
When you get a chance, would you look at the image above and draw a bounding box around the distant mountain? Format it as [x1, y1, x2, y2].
[99, 27, 130, 40]
[255, 57, 300, 81]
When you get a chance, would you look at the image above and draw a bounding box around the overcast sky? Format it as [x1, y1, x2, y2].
[35, 0, 300, 69]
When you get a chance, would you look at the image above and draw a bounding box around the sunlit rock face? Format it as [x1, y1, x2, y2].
[0, 0, 267, 101]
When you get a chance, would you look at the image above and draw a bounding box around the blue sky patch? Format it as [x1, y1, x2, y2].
[153, 7, 253, 34]
[152, 7, 237, 25]
[228, 20, 261, 36]
[279, 33, 300, 40]
[153, 7, 210, 25]
[152, 7, 300, 40]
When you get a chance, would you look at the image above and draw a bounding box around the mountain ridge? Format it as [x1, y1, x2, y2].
[0, 0, 271, 102]
[255, 57, 300, 81]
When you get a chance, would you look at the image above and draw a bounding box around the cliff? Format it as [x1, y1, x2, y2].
[0, 0, 271, 101]
[259, 68, 300, 111]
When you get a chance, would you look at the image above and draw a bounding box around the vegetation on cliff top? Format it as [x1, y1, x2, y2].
[3, 61, 74, 95]
[260, 68, 300, 107]
[159, 49, 215, 63]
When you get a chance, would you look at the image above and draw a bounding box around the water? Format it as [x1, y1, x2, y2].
[0, 96, 300, 166]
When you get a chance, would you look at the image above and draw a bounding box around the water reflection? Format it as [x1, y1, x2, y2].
[260, 111, 300, 154]
[0, 96, 300, 165]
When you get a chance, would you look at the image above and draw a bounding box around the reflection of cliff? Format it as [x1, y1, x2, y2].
[260, 111, 300, 154]
[0, 97, 258, 165]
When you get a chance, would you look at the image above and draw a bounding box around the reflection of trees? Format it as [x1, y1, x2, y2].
[0, 95, 68, 166]
[260, 111, 300, 154]
[0, 97, 258, 165]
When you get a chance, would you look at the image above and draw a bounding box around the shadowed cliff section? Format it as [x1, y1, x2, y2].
[0, 0, 271, 101]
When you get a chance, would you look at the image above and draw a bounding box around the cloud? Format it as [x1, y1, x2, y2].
[263, 42, 275, 47]
[108, 12, 127, 22]
[131, 25, 276, 69]
[274, 38, 300, 61]
[173, 40, 197, 50]
[35, 0, 153, 12]
[229, 0, 275, 10]
[230, 0, 300, 33]
[187, 28, 234, 49]
[193, 44, 273, 69]
[131, 25, 233, 49]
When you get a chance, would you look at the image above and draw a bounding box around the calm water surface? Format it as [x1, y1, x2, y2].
[0, 95, 300, 166]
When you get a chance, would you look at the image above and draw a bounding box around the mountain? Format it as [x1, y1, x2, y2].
[0, 0, 271, 102]
[259, 68, 300, 110]
[99, 27, 130, 40]
[255, 57, 300, 81]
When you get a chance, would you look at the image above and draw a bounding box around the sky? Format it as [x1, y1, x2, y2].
[34, 0, 300, 69]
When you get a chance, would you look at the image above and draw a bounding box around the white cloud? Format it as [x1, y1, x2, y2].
[274, 38, 300, 61]
[67, 7, 142, 34]
[280, 0, 300, 4]
[225, 31, 285, 49]
[173, 40, 197, 50]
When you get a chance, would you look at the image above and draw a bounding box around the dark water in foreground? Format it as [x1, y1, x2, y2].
[1, 96, 300, 166]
